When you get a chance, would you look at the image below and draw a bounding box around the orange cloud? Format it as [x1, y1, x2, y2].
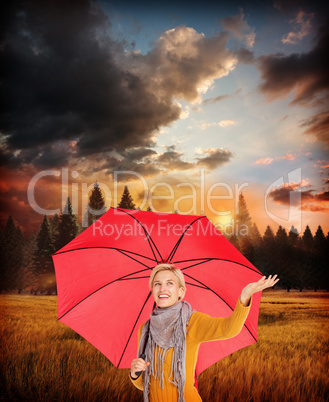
[254, 153, 296, 165]
[281, 11, 313, 45]
[268, 180, 329, 213]
[302, 204, 329, 212]
[282, 153, 295, 160]
[254, 157, 274, 165]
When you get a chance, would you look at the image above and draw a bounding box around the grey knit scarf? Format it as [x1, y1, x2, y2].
[139, 301, 193, 402]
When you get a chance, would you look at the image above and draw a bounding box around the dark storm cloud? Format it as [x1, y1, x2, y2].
[106, 158, 162, 180]
[300, 111, 329, 143]
[273, 0, 327, 14]
[195, 148, 234, 169]
[315, 191, 329, 201]
[234, 48, 255, 64]
[0, 0, 181, 163]
[68, 147, 162, 181]
[110, 145, 235, 177]
[75, 145, 195, 181]
[269, 185, 314, 206]
[268, 184, 329, 211]
[74, 145, 234, 182]
[0, 147, 40, 169]
[274, 0, 309, 13]
[104, 145, 195, 179]
[149, 146, 233, 172]
[156, 146, 194, 171]
[0, 1, 244, 172]
[123, 148, 157, 161]
[257, 15, 329, 143]
[258, 17, 329, 105]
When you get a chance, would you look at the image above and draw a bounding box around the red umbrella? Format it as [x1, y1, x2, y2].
[53, 208, 262, 375]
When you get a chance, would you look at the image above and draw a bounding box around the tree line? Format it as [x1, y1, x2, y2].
[0, 183, 134, 294]
[0, 186, 328, 294]
[230, 194, 329, 292]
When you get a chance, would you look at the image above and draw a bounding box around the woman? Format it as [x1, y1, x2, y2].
[130, 263, 279, 401]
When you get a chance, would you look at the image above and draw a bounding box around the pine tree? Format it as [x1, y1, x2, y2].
[34, 215, 55, 293]
[288, 225, 299, 247]
[297, 226, 315, 292]
[239, 235, 255, 264]
[249, 223, 263, 269]
[263, 225, 275, 244]
[87, 182, 106, 226]
[14, 226, 25, 292]
[57, 197, 80, 249]
[50, 213, 61, 252]
[226, 234, 240, 251]
[18, 232, 37, 294]
[260, 225, 276, 277]
[325, 233, 329, 291]
[314, 226, 327, 291]
[276, 225, 288, 243]
[118, 186, 136, 210]
[235, 193, 252, 237]
[285, 226, 299, 290]
[0, 216, 22, 291]
[82, 211, 89, 229]
[275, 226, 293, 291]
[301, 225, 314, 252]
[36, 216, 55, 256]
[314, 225, 326, 252]
[250, 223, 262, 248]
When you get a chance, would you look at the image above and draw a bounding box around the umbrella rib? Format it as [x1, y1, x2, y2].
[58, 268, 152, 321]
[183, 272, 257, 342]
[53, 246, 156, 263]
[174, 258, 261, 276]
[167, 216, 206, 262]
[185, 281, 208, 289]
[117, 249, 155, 268]
[115, 207, 163, 264]
[183, 272, 232, 309]
[117, 290, 153, 368]
[118, 276, 150, 281]
[177, 258, 212, 271]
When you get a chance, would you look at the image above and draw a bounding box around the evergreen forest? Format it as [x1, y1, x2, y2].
[1, 186, 328, 294]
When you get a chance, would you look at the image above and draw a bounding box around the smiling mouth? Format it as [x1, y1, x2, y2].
[158, 295, 169, 299]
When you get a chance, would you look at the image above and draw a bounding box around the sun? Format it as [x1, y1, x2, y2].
[212, 214, 234, 231]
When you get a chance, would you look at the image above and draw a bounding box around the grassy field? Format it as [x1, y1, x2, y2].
[1, 290, 328, 401]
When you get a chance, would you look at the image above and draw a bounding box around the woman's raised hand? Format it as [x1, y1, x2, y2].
[240, 275, 279, 306]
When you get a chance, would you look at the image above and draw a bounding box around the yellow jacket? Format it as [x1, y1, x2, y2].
[131, 298, 251, 401]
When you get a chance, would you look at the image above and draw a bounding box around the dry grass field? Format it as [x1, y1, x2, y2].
[1, 290, 328, 401]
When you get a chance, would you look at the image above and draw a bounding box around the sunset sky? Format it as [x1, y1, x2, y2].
[1, 0, 328, 237]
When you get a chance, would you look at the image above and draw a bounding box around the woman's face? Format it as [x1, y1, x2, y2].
[152, 270, 184, 308]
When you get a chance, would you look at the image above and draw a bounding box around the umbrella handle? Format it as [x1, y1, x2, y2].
[135, 353, 146, 377]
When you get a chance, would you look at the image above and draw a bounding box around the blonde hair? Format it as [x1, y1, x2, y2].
[149, 263, 186, 297]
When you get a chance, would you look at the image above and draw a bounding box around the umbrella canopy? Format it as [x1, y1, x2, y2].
[53, 208, 263, 375]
